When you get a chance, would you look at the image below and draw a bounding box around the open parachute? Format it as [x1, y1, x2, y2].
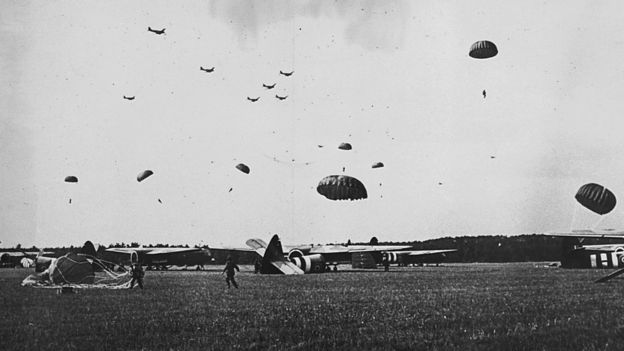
[317, 175, 367, 201]
[338, 143, 352, 151]
[575, 183, 616, 215]
[64, 176, 78, 183]
[469, 40, 498, 59]
[236, 163, 250, 174]
[22, 252, 131, 289]
[137, 170, 154, 182]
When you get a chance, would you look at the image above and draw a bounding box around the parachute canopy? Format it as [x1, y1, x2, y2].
[338, 143, 352, 150]
[575, 183, 616, 215]
[236, 163, 250, 174]
[64, 176, 78, 183]
[51, 253, 95, 284]
[469, 40, 498, 59]
[23, 252, 131, 289]
[372, 162, 384, 169]
[137, 170, 154, 182]
[317, 175, 368, 201]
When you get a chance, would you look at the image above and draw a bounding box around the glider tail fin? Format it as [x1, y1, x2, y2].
[263, 235, 303, 275]
[81, 241, 98, 258]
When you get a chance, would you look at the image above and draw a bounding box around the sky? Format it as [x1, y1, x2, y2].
[3, 0, 624, 248]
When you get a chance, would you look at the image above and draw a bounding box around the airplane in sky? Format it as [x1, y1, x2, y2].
[549, 229, 624, 282]
[246, 234, 457, 274]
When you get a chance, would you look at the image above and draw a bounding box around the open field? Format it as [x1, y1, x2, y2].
[2, 263, 624, 350]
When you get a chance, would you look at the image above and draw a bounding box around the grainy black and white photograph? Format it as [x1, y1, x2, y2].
[3, 1, 624, 350]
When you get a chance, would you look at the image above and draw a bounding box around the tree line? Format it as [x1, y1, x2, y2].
[6, 234, 624, 263]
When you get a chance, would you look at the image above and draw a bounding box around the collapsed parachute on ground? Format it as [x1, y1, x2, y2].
[64, 176, 78, 183]
[137, 170, 154, 182]
[575, 183, 616, 215]
[338, 143, 352, 150]
[317, 175, 367, 201]
[22, 252, 131, 289]
[469, 40, 498, 59]
[51, 253, 95, 284]
[236, 163, 250, 174]
[372, 162, 384, 169]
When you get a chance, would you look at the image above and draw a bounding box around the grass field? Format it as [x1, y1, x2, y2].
[2, 263, 624, 350]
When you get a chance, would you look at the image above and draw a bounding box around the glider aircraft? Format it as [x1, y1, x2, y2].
[84, 241, 256, 270]
[246, 234, 456, 274]
[0, 250, 55, 268]
[547, 183, 624, 282]
[549, 230, 624, 282]
[100, 246, 214, 270]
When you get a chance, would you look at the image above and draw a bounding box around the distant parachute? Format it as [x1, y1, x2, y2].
[137, 170, 154, 182]
[338, 143, 352, 150]
[317, 175, 367, 201]
[469, 40, 498, 59]
[372, 162, 384, 169]
[236, 163, 250, 174]
[575, 183, 616, 215]
[64, 176, 78, 183]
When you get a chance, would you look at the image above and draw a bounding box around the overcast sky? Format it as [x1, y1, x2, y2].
[3, 0, 624, 248]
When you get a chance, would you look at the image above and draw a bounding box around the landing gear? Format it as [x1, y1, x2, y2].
[324, 264, 339, 272]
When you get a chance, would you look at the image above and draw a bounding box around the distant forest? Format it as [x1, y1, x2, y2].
[6, 234, 624, 263]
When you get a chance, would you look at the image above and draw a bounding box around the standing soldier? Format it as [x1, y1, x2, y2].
[382, 254, 390, 272]
[130, 263, 145, 289]
[223, 257, 240, 289]
[254, 257, 262, 274]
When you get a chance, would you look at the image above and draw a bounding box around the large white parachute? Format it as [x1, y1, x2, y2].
[22, 253, 131, 289]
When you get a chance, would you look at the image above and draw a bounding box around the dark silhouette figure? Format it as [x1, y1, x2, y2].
[263, 83, 276, 89]
[254, 257, 262, 274]
[158, 198, 162, 204]
[275, 94, 288, 100]
[279, 70, 294, 76]
[247, 97, 260, 102]
[130, 263, 145, 289]
[123, 96, 135, 100]
[223, 258, 240, 288]
[200, 66, 215, 72]
[148, 27, 166, 35]
[482, 90, 487, 99]
[383, 256, 390, 272]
